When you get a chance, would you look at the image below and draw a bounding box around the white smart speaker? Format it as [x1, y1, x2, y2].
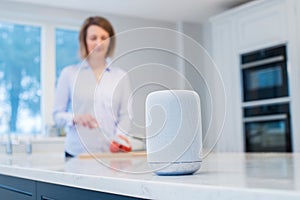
[146, 90, 202, 175]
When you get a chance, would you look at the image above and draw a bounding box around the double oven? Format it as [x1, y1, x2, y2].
[241, 44, 292, 152]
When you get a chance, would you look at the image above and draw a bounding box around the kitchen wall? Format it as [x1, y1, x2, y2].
[179, 22, 220, 154]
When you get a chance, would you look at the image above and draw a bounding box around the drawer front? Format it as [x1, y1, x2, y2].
[37, 181, 144, 200]
[0, 174, 36, 200]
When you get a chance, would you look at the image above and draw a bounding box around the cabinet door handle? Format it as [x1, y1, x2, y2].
[241, 55, 284, 69]
[0, 184, 32, 196]
[243, 114, 287, 123]
[41, 196, 57, 200]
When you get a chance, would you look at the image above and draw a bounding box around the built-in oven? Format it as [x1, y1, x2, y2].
[241, 44, 289, 102]
[243, 103, 292, 152]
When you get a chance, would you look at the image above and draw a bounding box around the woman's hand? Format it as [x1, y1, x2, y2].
[73, 114, 99, 129]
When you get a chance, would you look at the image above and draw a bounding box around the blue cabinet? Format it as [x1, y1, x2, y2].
[0, 174, 36, 200]
[37, 181, 142, 200]
[0, 174, 144, 200]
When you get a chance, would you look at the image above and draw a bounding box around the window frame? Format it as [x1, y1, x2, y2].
[0, 6, 82, 134]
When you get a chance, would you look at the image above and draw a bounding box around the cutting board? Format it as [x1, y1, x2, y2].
[78, 151, 147, 159]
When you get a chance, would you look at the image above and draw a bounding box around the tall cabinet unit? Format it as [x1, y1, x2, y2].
[210, 17, 243, 152]
[210, 0, 300, 152]
[288, 0, 300, 152]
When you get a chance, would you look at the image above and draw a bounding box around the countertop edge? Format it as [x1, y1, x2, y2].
[0, 164, 299, 200]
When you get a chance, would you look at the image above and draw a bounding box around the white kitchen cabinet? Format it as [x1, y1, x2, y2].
[209, 0, 300, 152]
[210, 17, 243, 152]
[236, 0, 288, 53]
[288, 0, 300, 152]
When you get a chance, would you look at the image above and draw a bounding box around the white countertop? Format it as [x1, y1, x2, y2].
[0, 152, 300, 200]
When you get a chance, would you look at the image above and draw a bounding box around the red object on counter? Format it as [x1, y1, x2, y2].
[110, 135, 132, 153]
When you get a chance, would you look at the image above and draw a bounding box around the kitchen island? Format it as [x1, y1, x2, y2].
[0, 152, 300, 200]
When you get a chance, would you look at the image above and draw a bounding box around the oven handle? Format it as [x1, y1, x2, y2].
[243, 114, 287, 123]
[241, 55, 284, 69]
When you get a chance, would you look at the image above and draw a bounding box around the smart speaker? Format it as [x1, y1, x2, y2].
[146, 90, 202, 175]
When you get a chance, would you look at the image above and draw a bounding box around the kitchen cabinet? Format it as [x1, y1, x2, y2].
[236, 0, 288, 52]
[210, 4, 242, 152]
[209, 0, 300, 152]
[0, 174, 36, 200]
[0, 174, 142, 200]
[36, 181, 141, 200]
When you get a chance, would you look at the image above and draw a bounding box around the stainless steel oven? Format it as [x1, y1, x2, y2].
[243, 103, 292, 152]
[241, 45, 289, 102]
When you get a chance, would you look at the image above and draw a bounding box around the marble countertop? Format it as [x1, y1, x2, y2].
[0, 152, 300, 200]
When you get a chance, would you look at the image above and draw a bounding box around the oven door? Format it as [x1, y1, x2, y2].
[244, 114, 292, 152]
[242, 58, 289, 102]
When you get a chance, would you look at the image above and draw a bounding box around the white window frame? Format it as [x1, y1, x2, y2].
[0, 2, 83, 134]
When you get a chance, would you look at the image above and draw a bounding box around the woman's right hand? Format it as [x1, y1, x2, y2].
[73, 114, 99, 129]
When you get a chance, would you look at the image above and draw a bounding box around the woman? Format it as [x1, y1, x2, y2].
[53, 16, 132, 157]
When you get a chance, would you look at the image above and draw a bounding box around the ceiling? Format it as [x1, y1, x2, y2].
[9, 0, 255, 23]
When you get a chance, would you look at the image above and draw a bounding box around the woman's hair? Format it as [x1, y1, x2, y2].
[79, 16, 116, 59]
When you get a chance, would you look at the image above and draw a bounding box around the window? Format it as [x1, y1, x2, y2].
[0, 21, 41, 135]
[55, 28, 80, 80]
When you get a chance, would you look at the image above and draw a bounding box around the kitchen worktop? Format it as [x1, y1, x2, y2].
[0, 152, 300, 199]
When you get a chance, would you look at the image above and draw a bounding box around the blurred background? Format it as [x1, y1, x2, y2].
[1, 0, 300, 153]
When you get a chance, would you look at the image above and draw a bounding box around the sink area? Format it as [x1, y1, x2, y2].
[0, 152, 65, 172]
[0, 135, 65, 155]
